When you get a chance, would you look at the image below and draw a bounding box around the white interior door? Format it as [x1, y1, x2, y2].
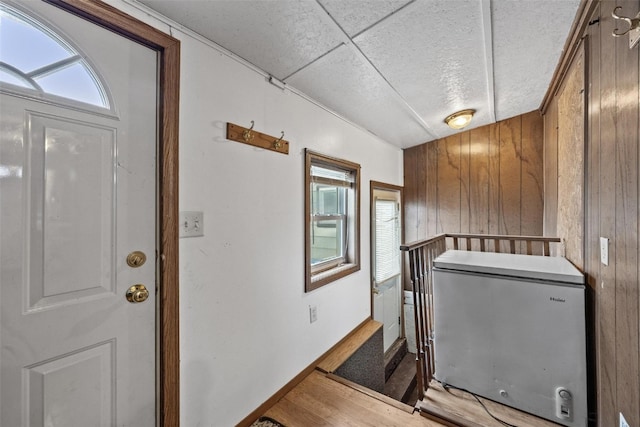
[0, 1, 158, 425]
[372, 187, 402, 353]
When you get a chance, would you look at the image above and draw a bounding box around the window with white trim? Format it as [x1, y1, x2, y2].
[305, 150, 360, 292]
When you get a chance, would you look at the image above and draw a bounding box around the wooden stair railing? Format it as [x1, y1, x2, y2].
[399, 233, 562, 402]
[447, 233, 560, 256]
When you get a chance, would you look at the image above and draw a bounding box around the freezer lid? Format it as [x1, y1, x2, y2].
[433, 250, 584, 284]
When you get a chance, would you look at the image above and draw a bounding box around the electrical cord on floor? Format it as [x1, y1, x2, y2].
[437, 380, 518, 427]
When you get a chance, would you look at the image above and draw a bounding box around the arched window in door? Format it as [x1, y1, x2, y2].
[0, 3, 110, 109]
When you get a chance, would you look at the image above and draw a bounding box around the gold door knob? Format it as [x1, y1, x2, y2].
[126, 251, 147, 268]
[126, 284, 149, 303]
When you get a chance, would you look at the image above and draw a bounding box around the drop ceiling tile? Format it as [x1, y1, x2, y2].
[354, 0, 493, 137]
[136, 0, 580, 147]
[492, 0, 580, 120]
[318, 0, 413, 37]
[136, 0, 344, 79]
[286, 44, 434, 148]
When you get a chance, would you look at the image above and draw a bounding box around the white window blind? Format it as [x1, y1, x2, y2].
[375, 199, 401, 283]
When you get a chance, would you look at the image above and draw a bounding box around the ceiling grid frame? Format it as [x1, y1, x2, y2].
[119, 0, 403, 147]
[480, 0, 496, 123]
[299, 0, 440, 140]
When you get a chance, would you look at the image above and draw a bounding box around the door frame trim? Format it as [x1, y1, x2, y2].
[43, 1, 181, 425]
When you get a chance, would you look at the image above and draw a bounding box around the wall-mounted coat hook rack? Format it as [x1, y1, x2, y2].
[226, 122, 289, 155]
[612, 6, 640, 49]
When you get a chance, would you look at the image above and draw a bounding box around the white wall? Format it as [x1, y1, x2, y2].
[107, 2, 403, 425]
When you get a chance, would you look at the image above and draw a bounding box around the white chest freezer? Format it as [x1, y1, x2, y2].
[432, 250, 587, 427]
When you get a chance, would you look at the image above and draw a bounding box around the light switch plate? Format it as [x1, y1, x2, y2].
[180, 211, 204, 238]
[620, 412, 629, 427]
[309, 305, 318, 323]
[600, 237, 609, 266]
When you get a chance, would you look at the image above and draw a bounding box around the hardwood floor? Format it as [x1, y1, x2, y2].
[256, 318, 561, 427]
[262, 370, 564, 427]
[263, 370, 444, 427]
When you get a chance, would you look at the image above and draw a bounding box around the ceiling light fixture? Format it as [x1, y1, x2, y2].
[445, 109, 475, 130]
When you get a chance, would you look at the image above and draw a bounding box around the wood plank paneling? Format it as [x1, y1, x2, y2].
[403, 0, 640, 423]
[543, 101, 560, 252]
[543, 99, 559, 239]
[637, 22, 640, 427]
[488, 123, 501, 236]
[637, 21, 640, 427]
[404, 113, 543, 248]
[498, 116, 522, 251]
[521, 111, 544, 251]
[436, 135, 461, 234]
[404, 146, 419, 243]
[404, 113, 544, 287]
[426, 142, 438, 237]
[557, 45, 585, 269]
[417, 144, 428, 240]
[460, 132, 471, 234]
[468, 126, 490, 235]
[543, 1, 640, 425]
[597, 3, 619, 425]
[469, 126, 490, 251]
[614, 1, 639, 423]
[584, 15, 600, 425]
[403, 146, 419, 291]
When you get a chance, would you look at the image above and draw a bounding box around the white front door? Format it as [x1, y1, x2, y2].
[371, 186, 402, 353]
[0, 1, 158, 425]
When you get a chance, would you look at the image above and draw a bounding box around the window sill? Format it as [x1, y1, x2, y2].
[307, 263, 360, 292]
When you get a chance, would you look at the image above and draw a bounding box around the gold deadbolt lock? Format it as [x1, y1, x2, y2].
[126, 284, 149, 303]
[126, 251, 147, 268]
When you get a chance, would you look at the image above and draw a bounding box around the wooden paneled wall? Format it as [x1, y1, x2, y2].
[403, 111, 544, 249]
[557, 44, 586, 268]
[543, 1, 640, 425]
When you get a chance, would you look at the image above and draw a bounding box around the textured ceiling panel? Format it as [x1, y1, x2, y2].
[286, 44, 433, 148]
[318, 0, 413, 37]
[492, 0, 580, 121]
[136, 0, 345, 80]
[354, 0, 493, 138]
[134, 0, 580, 148]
